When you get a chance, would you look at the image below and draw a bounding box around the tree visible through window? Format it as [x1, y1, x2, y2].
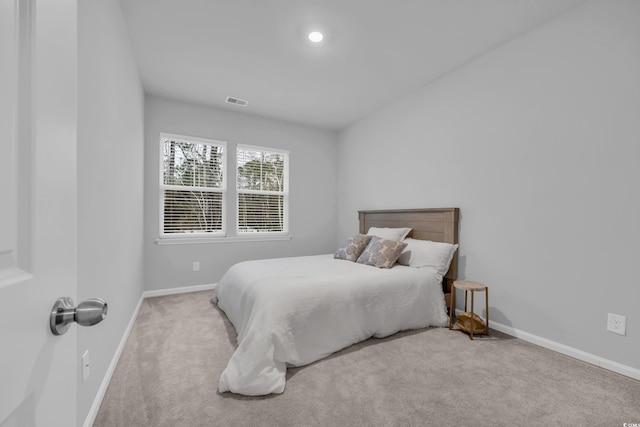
[160, 134, 226, 235]
[237, 145, 289, 233]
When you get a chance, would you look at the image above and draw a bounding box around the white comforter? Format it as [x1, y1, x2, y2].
[212, 254, 448, 396]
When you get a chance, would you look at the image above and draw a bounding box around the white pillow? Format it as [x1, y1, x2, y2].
[397, 238, 458, 275]
[367, 227, 412, 242]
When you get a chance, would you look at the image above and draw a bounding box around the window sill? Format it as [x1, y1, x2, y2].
[154, 235, 292, 245]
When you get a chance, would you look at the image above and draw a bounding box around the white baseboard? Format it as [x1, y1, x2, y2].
[83, 293, 145, 427]
[143, 283, 216, 298]
[82, 283, 216, 427]
[455, 309, 640, 381]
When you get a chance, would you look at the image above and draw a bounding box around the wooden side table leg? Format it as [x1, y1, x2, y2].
[469, 290, 475, 340]
[463, 290, 468, 313]
[485, 287, 489, 335]
[448, 284, 455, 329]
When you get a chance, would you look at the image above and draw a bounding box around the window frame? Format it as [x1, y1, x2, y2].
[236, 144, 290, 236]
[158, 132, 228, 240]
[156, 135, 291, 245]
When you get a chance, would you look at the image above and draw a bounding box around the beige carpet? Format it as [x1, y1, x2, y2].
[93, 291, 640, 426]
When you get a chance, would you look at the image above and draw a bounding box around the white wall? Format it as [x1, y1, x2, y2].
[77, 0, 145, 424]
[337, 0, 640, 371]
[144, 96, 338, 291]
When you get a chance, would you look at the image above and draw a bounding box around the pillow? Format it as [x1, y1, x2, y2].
[366, 227, 412, 242]
[356, 236, 408, 269]
[397, 238, 458, 275]
[334, 235, 372, 262]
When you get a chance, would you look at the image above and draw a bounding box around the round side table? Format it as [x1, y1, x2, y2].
[448, 280, 489, 340]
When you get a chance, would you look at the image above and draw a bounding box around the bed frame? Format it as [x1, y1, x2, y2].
[358, 208, 460, 296]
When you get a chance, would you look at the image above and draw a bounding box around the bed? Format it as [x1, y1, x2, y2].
[212, 208, 460, 396]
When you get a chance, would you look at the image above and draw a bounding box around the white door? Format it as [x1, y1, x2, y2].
[1, 0, 78, 426]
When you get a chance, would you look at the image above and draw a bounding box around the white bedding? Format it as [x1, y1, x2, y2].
[212, 254, 448, 396]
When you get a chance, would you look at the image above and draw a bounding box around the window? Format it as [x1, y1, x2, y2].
[158, 134, 289, 243]
[237, 145, 289, 234]
[160, 133, 226, 237]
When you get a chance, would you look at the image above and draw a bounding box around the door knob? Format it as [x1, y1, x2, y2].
[50, 297, 108, 336]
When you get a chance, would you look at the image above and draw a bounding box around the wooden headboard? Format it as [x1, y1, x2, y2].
[358, 208, 460, 293]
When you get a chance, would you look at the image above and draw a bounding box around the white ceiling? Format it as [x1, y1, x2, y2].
[120, 0, 584, 130]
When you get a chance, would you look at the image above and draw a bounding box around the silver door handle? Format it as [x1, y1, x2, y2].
[50, 297, 107, 336]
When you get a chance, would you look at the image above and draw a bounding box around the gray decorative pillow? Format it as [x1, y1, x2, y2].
[334, 234, 372, 262]
[356, 236, 408, 269]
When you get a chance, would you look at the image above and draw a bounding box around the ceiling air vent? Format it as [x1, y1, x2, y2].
[225, 96, 249, 107]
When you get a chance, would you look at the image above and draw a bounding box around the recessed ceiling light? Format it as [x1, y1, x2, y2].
[308, 31, 323, 43]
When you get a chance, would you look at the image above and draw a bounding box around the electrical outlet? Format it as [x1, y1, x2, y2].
[192, 261, 200, 272]
[607, 313, 626, 336]
[82, 350, 90, 382]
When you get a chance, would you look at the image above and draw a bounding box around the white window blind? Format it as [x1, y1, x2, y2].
[160, 134, 226, 236]
[237, 145, 289, 234]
